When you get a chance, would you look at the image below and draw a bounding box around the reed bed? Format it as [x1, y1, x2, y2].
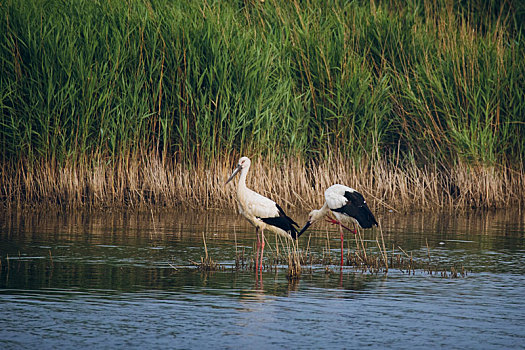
[1, 153, 523, 211]
[1, 0, 524, 209]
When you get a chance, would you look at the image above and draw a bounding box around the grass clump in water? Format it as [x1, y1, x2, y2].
[192, 231, 222, 271]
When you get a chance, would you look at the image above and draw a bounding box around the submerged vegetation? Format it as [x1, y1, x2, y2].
[1, 0, 524, 209]
[193, 226, 468, 279]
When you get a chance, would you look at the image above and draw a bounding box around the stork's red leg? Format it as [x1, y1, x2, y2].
[255, 227, 260, 272]
[339, 224, 344, 267]
[260, 229, 265, 271]
[325, 217, 340, 225]
[325, 217, 357, 234]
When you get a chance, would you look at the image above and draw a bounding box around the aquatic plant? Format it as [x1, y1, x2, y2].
[1, 0, 524, 209]
[227, 224, 467, 278]
[192, 231, 222, 271]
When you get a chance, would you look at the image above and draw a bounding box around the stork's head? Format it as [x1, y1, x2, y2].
[307, 209, 325, 224]
[297, 209, 324, 238]
[225, 156, 251, 185]
[297, 206, 326, 237]
[237, 156, 251, 169]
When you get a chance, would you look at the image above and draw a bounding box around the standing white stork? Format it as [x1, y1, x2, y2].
[298, 184, 378, 266]
[225, 156, 299, 271]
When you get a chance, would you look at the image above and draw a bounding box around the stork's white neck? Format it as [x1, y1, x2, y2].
[237, 164, 250, 193]
[311, 202, 330, 222]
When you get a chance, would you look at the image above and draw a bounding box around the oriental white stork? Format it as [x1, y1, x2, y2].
[298, 184, 378, 266]
[225, 156, 299, 271]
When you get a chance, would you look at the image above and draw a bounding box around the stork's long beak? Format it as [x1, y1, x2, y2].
[225, 164, 241, 185]
[297, 221, 312, 238]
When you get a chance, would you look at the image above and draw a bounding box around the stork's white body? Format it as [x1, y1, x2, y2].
[226, 157, 298, 271]
[299, 184, 378, 266]
[325, 184, 355, 210]
[235, 175, 291, 239]
[325, 184, 372, 228]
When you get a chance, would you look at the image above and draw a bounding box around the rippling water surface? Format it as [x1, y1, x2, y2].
[1, 209, 524, 349]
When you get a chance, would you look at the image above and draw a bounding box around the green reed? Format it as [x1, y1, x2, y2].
[1, 0, 524, 187]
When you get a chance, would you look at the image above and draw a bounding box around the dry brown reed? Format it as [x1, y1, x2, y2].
[1, 153, 523, 211]
[284, 239, 302, 280]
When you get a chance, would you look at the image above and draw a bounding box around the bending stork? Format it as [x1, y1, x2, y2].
[225, 156, 298, 271]
[298, 184, 378, 266]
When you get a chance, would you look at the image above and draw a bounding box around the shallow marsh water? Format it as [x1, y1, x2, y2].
[1, 208, 524, 349]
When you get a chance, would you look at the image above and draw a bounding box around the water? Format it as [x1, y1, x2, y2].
[1, 209, 524, 349]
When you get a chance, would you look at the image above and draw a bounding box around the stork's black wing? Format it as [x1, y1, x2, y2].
[332, 191, 378, 229]
[259, 204, 299, 239]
